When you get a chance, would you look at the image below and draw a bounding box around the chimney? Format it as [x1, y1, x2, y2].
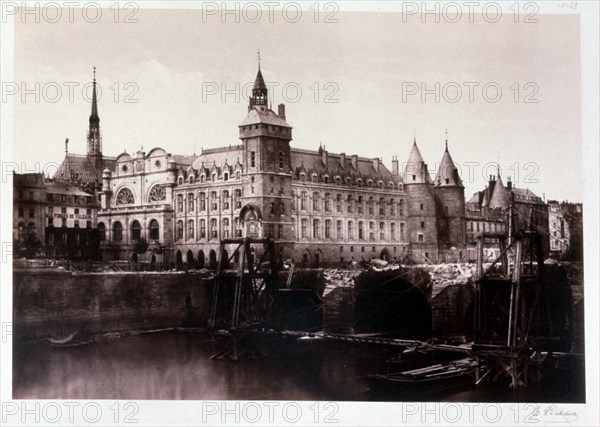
[278, 103, 286, 120]
[65, 138, 69, 153]
[351, 154, 358, 170]
[391, 156, 399, 175]
[340, 152, 346, 166]
[322, 146, 327, 164]
[373, 157, 380, 172]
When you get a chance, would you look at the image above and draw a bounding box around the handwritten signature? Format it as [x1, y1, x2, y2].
[558, 2, 578, 10]
[543, 405, 579, 423]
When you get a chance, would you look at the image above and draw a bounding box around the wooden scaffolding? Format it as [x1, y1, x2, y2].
[208, 238, 280, 359]
[472, 230, 554, 388]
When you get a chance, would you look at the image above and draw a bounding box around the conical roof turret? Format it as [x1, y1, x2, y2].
[489, 174, 510, 209]
[403, 139, 432, 184]
[435, 142, 463, 187]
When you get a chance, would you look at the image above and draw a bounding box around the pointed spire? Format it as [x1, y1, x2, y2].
[257, 48, 261, 70]
[249, 56, 268, 109]
[87, 66, 102, 156]
[445, 128, 448, 151]
[489, 174, 510, 209]
[435, 143, 463, 187]
[403, 138, 431, 184]
[90, 66, 99, 125]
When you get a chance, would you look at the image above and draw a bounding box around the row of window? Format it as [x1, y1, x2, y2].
[293, 218, 406, 242]
[177, 170, 242, 186]
[176, 189, 243, 213]
[467, 221, 505, 233]
[292, 192, 405, 216]
[100, 219, 160, 243]
[175, 218, 242, 241]
[297, 173, 402, 190]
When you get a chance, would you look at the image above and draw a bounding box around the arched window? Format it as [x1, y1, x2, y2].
[97, 222, 106, 241]
[178, 176, 183, 185]
[130, 220, 141, 241]
[148, 185, 166, 202]
[113, 222, 123, 242]
[115, 188, 134, 205]
[176, 220, 183, 240]
[149, 219, 159, 240]
[189, 175, 194, 184]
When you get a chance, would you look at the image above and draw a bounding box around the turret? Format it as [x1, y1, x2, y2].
[403, 138, 438, 262]
[433, 137, 466, 249]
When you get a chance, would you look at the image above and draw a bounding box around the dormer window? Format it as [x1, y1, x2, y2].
[357, 179, 362, 187]
[300, 173, 306, 182]
[212, 173, 216, 181]
[378, 181, 383, 189]
[189, 175, 194, 184]
[200, 175, 205, 183]
[311, 174, 317, 182]
[323, 176, 329, 184]
[224, 172, 229, 181]
[178, 177, 183, 185]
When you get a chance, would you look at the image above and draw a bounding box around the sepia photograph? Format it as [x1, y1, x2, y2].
[1, 1, 598, 425]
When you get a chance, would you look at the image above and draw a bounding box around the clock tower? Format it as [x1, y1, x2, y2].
[238, 64, 293, 259]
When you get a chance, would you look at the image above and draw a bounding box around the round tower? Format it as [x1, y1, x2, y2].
[433, 139, 466, 259]
[403, 138, 438, 262]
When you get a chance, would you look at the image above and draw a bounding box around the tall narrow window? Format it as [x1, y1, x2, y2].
[130, 220, 141, 241]
[149, 219, 159, 240]
[251, 151, 256, 167]
[113, 221, 123, 242]
[176, 220, 183, 240]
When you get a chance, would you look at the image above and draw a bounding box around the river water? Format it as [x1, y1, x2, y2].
[13, 330, 584, 402]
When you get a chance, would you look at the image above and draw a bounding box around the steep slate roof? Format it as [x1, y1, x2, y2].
[403, 140, 432, 184]
[488, 175, 510, 209]
[290, 148, 399, 183]
[253, 68, 267, 91]
[191, 146, 243, 171]
[46, 182, 94, 197]
[512, 187, 545, 205]
[240, 108, 292, 128]
[435, 146, 463, 187]
[54, 154, 116, 184]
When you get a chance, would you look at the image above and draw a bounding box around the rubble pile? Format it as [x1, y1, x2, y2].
[427, 263, 476, 298]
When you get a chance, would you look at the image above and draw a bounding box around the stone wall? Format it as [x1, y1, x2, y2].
[13, 270, 213, 341]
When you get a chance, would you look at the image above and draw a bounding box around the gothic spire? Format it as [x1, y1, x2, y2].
[87, 66, 102, 156]
[90, 66, 99, 127]
[249, 58, 268, 109]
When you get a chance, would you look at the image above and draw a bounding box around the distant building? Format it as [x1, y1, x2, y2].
[548, 200, 583, 261]
[45, 181, 98, 258]
[467, 172, 550, 257]
[13, 173, 47, 249]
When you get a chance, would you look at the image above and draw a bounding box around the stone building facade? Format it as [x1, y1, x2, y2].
[13, 173, 47, 246]
[547, 200, 583, 261]
[96, 66, 467, 266]
[467, 173, 550, 258]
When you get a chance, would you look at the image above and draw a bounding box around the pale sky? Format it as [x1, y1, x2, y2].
[11, 6, 582, 202]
